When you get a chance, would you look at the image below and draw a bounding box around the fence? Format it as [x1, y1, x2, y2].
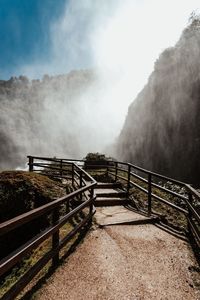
[0, 156, 96, 300]
[106, 161, 200, 246]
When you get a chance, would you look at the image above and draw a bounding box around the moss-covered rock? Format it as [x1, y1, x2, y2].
[0, 171, 67, 258]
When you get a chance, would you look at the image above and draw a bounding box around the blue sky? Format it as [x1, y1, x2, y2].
[0, 0, 199, 81]
[0, 0, 66, 79]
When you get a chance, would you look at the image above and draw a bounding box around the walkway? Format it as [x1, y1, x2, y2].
[34, 204, 200, 300]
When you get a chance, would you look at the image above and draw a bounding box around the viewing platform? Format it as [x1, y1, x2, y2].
[0, 156, 199, 300]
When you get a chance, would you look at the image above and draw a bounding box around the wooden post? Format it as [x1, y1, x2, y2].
[148, 173, 152, 216]
[52, 208, 59, 267]
[66, 199, 70, 214]
[106, 161, 109, 177]
[127, 164, 131, 199]
[115, 161, 118, 182]
[80, 170, 83, 201]
[28, 156, 33, 172]
[90, 188, 94, 214]
[188, 191, 193, 203]
[60, 159, 63, 177]
[72, 164, 74, 187]
[187, 191, 192, 233]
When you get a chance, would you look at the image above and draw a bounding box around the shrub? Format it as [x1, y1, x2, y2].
[84, 152, 115, 169]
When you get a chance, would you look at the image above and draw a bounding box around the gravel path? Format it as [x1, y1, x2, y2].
[34, 207, 200, 300]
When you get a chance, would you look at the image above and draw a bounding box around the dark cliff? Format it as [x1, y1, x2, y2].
[116, 17, 200, 184]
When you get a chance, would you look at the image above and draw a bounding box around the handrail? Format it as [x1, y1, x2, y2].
[0, 183, 96, 235]
[186, 185, 200, 248]
[29, 156, 186, 186]
[27, 155, 85, 163]
[114, 160, 186, 185]
[128, 162, 186, 186]
[0, 196, 95, 277]
[0, 156, 97, 300]
[185, 184, 200, 200]
[107, 159, 199, 245]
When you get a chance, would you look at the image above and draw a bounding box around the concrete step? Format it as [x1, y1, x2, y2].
[95, 198, 129, 207]
[98, 216, 160, 227]
[96, 191, 127, 198]
[96, 182, 122, 189]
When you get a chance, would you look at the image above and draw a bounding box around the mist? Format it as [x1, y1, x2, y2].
[0, 0, 199, 169]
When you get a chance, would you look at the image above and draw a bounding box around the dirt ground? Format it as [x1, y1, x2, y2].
[34, 207, 200, 300]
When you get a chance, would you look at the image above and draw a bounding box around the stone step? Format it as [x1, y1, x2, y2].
[96, 182, 122, 189]
[95, 198, 129, 207]
[98, 216, 160, 227]
[96, 191, 127, 198]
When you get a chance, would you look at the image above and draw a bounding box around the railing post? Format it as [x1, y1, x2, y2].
[72, 164, 74, 187]
[187, 191, 192, 233]
[52, 208, 60, 268]
[90, 187, 94, 214]
[148, 173, 152, 216]
[127, 164, 131, 198]
[106, 161, 109, 177]
[188, 191, 192, 203]
[60, 159, 63, 177]
[115, 161, 118, 182]
[66, 199, 70, 214]
[28, 156, 33, 172]
[80, 170, 83, 187]
[80, 170, 83, 201]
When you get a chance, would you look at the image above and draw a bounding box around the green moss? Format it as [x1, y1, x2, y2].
[0, 171, 66, 222]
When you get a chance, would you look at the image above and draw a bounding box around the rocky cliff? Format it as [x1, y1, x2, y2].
[116, 16, 200, 184]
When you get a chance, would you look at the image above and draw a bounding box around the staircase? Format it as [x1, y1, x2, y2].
[94, 182, 129, 207]
[94, 182, 160, 226]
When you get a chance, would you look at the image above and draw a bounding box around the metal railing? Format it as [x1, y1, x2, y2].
[0, 156, 96, 300]
[106, 161, 199, 246]
[185, 184, 200, 248]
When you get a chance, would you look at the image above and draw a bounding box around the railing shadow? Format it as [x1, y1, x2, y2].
[20, 223, 91, 300]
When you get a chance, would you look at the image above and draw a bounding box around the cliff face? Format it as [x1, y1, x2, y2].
[116, 17, 200, 184]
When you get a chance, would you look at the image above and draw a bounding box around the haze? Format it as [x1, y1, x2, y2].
[0, 0, 199, 168]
